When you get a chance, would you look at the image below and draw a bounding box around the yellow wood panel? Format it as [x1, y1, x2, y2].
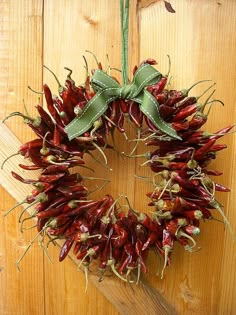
[1, 0, 236, 314]
[139, 0, 236, 314]
[0, 1, 45, 315]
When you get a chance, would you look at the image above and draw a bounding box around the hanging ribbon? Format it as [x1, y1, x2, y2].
[65, 0, 180, 141]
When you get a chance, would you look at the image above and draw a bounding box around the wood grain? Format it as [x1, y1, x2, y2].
[139, 1, 236, 314]
[1, 0, 236, 314]
[0, 2, 45, 315]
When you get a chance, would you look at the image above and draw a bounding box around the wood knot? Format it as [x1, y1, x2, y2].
[83, 15, 98, 27]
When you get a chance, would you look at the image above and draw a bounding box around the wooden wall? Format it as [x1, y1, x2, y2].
[0, 1, 235, 314]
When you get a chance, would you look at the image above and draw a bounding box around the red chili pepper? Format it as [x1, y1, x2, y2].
[215, 183, 230, 192]
[210, 144, 227, 152]
[37, 205, 64, 219]
[182, 210, 203, 220]
[59, 237, 74, 262]
[107, 101, 118, 127]
[155, 92, 168, 104]
[36, 105, 55, 130]
[194, 138, 216, 159]
[175, 97, 197, 111]
[43, 84, 57, 118]
[188, 112, 207, 130]
[11, 171, 38, 184]
[37, 217, 48, 232]
[25, 148, 48, 167]
[129, 101, 143, 128]
[119, 99, 129, 113]
[135, 223, 148, 243]
[213, 124, 234, 138]
[159, 104, 176, 119]
[119, 243, 136, 274]
[62, 200, 102, 217]
[53, 125, 62, 146]
[18, 164, 42, 170]
[165, 218, 188, 235]
[142, 231, 159, 251]
[165, 90, 187, 107]
[39, 173, 65, 183]
[41, 164, 69, 175]
[171, 172, 198, 191]
[135, 239, 148, 273]
[172, 121, 189, 131]
[147, 77, 167, 95]
[112, 224, 128, 248]
[176, 197, 200, 211]
[140, 58, 157, 66]
[182, 225, 200, 236]
[19, 139, 43, 154]
[132, 65, 138, 75]
[173, 104, 198, 122]
[56, 185, 87, 197]
[73, 242, 82, 256]
[200, 208, 212, 219]
[161, 229, 174, 278]
[203, 169, 223, 176]
[98, 228, 114, 272]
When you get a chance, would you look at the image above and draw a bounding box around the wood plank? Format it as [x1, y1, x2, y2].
[139, 0, 236, 314]
[0, 1, 45, 314]
[41, 1, 175, 314]
[1, 0, 235, 314]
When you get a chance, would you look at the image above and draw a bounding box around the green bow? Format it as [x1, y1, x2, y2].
[65, 63, 181, 141]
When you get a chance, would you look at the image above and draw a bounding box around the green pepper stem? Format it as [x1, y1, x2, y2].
[1, 152, 20, 170]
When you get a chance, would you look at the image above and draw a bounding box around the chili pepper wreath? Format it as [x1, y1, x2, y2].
[2, 0, 234, 287]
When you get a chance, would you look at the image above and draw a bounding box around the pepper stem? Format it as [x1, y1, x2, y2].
[166, 54, 171, 78]
[43, 65, 64, 93]
[83, 262, 89, 293]
[109, 259, 128, 282]
[200, 88, 216, 113]
[176, 230, 200, 252]
[15, 220, 52, 271]
[205, 100, 225, 116]
[20, 212, 37, 233]
[3, 199, 27, 217]
[210, 200, 236, 240]
[2, 112, 34, 124]
[28, 86, 44, 94]
[128, 128, 140, 155]
[85, 50, 100, 68]
[18, 199, 39, 223]
[64, 67, 73, 80]
[40, 131, 50, 155]
[92, 141, 108, 165]
[86, 151, 110, 171]
[182, 80, 211, 96]
[161, 245, 171, 279]
[196, 82, 216, 101]
[1, 152, 20, 169]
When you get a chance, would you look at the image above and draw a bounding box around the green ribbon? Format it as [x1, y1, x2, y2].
[65, 63, 181, 141]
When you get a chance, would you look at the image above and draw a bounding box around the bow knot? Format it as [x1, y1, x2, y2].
[120, 84, 133, 99]
[65, 63, 181, 141]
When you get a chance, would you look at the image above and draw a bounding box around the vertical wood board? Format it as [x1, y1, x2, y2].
[0, 0, 236, 314]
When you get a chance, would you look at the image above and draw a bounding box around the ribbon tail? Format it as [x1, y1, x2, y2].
[140, 90, 182, 140]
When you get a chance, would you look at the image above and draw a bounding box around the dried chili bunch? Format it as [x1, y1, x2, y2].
[2, 57, 233, 286]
